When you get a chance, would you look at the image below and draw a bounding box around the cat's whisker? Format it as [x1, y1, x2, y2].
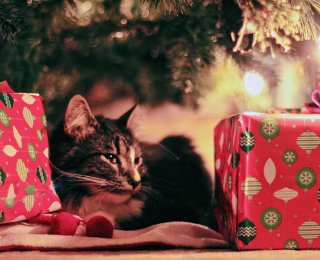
[90, 186, 105, 194]
[51, 161, 120, 186]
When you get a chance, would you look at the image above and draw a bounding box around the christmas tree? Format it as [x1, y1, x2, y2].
[1, 0, 320, 123]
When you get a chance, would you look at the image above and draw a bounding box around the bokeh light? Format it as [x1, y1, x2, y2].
[243, 71, 265, 96]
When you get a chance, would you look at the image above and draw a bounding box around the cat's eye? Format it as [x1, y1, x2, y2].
[104, 153, 120, 164]
[134, 156, 143, 166]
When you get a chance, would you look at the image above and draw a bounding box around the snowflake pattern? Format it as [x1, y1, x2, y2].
[262, 123, 277, 136]
[261, 208, 281, 229]
[299, 172, 313, 185]
[285, 239, 299, 250]
[259, 118, 280, 139]
[296, 168, 316, 189]
[264, 211, 278, 225]
[282, 150, 297, 165]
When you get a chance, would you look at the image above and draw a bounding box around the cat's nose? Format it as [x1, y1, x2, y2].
[129, 179, 141, 191]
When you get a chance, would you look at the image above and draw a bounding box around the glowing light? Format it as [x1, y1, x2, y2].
[317, 36, 320, 54]
[243, 71, 265, 96]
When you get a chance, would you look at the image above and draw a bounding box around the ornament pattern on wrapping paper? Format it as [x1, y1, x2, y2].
[227, 140, 231, 152]
[3, 145, 18, 157]
[37, 129, 44, 141]
[240, 130, 255, 153]
[4, 184, 15, 209]
[22, 94, 36, 105]
[296, 168, 316, 190]
[0, 168, 6, 185]
[241, 176, 262, 200]
[216, 113, 320, 250]
[16, 159, 28, 182]
[23, 107, 34, 128]
[274, 187, 298, 203]
[298, 220, 320, 243]
[0, 93, 14, 108]
[41, 114, 47, 129]
[282, 149, 297, 165]
[261, 208, 282, 230]
[228, 172, 232, 192]
[284, 239, 299, 250]
[0, 109, 10, 127]
[0, 211, 4, 223]
[296, 131, 320, 155]
[259, 118, 280, 140]
[231, 151, 240, 169]
[238, 218, 257, 245]
[264, 158, 276, 186]
[0, 88, 62, 224]
[28, 142, 37, 162]
[13, 126, 22, 148]
[24, 185, 36, 212]
[37, 166, 47, 184]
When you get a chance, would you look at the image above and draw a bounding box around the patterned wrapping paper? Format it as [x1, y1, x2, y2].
[0, 81, 61, 223]
[214, 112, 320, 250]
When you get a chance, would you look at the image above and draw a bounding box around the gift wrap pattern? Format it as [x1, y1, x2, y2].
[0, 81, 61, 223]
[214, 112, 320, 250]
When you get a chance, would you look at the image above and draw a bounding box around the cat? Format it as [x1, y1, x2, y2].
[49, 95, 216, 230]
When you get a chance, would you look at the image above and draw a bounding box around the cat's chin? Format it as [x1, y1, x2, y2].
[100, 191, 132, 205]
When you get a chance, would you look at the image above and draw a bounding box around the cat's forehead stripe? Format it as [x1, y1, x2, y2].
[115, 136, 121, 155]
[114, 136, 130, 155]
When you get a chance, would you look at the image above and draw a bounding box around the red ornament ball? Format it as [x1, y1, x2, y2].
[49, 212, 80, 235]
[86, 215, 114, 238]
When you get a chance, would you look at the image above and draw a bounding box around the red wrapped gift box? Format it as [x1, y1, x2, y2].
[0, 81, 61, 224]
[214, 112, 320, 250]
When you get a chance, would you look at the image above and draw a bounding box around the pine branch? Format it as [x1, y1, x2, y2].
[236, 0, 320, 51]
[0, 3, 25, 41]
[142, 0, 192, 14]
[290, 0, 320, 40]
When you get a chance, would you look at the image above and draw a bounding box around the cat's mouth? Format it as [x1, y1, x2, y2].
[97, 184, 141, 205]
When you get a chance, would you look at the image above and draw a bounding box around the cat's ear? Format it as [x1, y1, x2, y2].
[117, 104, 137, 128]
[64, 95, 98, 139]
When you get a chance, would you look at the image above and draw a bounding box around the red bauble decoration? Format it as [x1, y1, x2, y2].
[86, 215, 114, 238]
[49, 212, 80, 235]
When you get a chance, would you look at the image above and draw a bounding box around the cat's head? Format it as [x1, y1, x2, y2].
[50, 95, 145, 204]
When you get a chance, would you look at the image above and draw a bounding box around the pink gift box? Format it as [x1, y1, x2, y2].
[214, 112, 320, 250]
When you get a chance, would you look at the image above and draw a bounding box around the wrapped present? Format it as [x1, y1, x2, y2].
[214, 111, 320, 250]
[0, 81, 61, 223]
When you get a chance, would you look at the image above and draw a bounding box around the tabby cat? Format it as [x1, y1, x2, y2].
[50, 95, 215, 230]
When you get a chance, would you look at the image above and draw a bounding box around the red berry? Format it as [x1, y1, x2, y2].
[86, 216, 114, 238]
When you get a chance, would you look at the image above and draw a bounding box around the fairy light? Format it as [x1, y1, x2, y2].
[243, 71, 265, 96]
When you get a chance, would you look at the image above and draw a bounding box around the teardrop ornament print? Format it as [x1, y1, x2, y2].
[13, 126, 22, 148]
[22, 94, 36, 105]
[23, 107, 34, 128]
[3, 145, 17, 157]
[264, 158, 276, 186]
